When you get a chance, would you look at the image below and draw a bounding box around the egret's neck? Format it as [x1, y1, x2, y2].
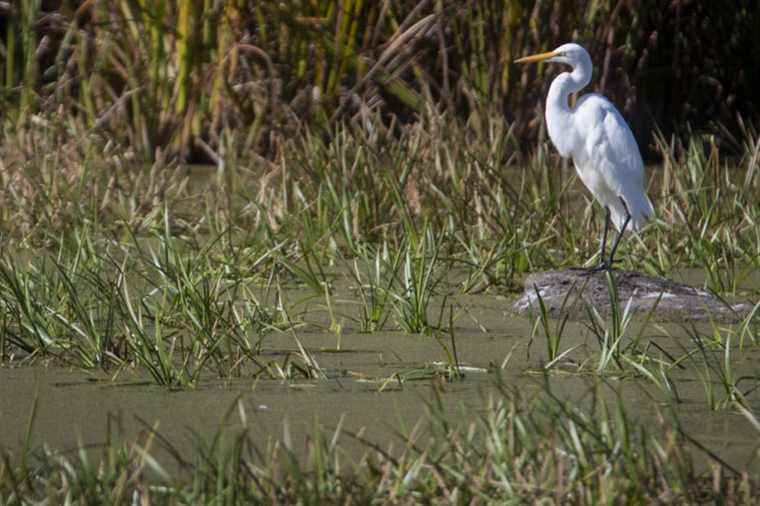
[545, 63, 591, 157]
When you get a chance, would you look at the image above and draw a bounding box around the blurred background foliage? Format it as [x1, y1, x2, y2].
[0, 0, 758, 162]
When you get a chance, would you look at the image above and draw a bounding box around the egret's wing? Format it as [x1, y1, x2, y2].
[585, 100, 643, 194]
[577, 95, 653, 228]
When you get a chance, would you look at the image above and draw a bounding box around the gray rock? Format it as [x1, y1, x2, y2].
[513, 269, 756, 323]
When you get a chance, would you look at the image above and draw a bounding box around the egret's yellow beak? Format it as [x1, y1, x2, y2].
[514, 50, 557, 64]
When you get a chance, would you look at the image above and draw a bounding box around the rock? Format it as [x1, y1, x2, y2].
[513, 269, 756, 323]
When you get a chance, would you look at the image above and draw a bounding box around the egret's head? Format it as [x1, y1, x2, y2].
[515, 43, 591, 69]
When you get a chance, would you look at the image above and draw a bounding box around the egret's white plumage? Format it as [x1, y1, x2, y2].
[516, 43, 653, 268]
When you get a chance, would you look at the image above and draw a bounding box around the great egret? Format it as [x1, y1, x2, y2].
[516, 43, 653, 271]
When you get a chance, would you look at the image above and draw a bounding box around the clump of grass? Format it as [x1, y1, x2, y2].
[0, 204, 303, 386]
[530, 282, 577, 368]
[347, 243, 397, 333]
[652, 132, 760, 293]
[689, 328, 753, 411]
[583, 271, 639, 374]
[389, 230, 445, 334]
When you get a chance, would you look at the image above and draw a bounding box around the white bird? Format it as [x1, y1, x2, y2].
[516, 43, 653, 271]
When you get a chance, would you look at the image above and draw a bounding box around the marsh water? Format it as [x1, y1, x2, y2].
[1, 266, 759, 473]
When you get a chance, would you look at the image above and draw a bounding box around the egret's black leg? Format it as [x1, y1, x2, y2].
[598, 206, 611, 267]
[583, 206, 612, 274]
[606, 197, 631, 267]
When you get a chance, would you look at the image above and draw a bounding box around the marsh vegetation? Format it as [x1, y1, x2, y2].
[1, 0, 759, 503]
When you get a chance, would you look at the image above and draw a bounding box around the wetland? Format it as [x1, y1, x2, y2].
[1, 2, 759, 499]
[0, 135, 758, 500]
[0, 176, 758, 502]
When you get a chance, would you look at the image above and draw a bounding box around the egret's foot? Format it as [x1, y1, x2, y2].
[581, 257, 621, 276]
[582, 263, 609, 276]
